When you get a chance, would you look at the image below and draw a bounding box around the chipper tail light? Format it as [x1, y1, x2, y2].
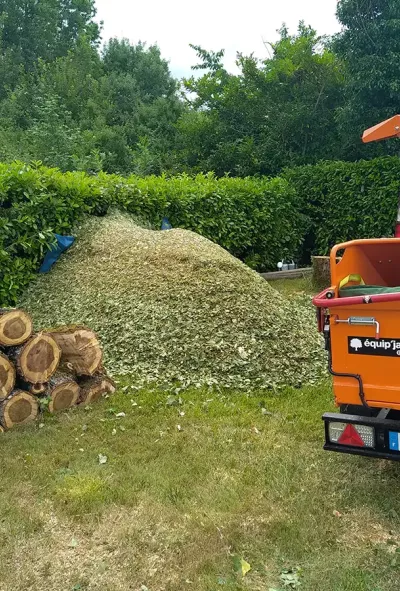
[328, 422, 375, 448]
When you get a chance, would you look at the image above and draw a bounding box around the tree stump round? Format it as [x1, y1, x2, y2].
[48, 372, 80, 413]
[0, 390, 39, 430]
[18, 381, 48, 396]
[0, 352, 16, 400]
[9, 333, 61, 384]
[0, 309, 33, 346]
[30, 383, 48, 396]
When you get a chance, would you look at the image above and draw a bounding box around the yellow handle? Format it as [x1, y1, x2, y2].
[339, 274, 365, 289]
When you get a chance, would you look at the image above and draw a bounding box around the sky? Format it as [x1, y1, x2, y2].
[95, 0, 341, 78]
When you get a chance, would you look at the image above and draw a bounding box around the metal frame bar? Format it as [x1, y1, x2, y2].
[313, 287, 400, 308]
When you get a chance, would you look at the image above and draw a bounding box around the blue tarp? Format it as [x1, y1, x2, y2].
[39, 234, 75, 273]
[161, 217, 172, 230]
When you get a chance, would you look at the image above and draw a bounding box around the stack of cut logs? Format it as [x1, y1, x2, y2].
[0, 308, 115, 431]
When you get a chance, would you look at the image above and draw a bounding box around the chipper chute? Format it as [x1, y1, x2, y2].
[313, 115, 400, 461]
[362, 114, 400, 144]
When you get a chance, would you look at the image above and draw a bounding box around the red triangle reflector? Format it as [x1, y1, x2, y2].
[338, 424, 365, 447]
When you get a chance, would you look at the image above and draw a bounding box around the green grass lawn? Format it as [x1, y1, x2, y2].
[1, 278, 399, 590]
[1, 381, 400, 591]
[270, 276, 316, 297]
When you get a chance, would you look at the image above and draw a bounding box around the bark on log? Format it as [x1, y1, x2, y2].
[0, 390, 39, 429]
[0, 309, 33, 346]
[47, 371, 80, 413]
[79, 375, 116, 406]
[48, 326, 103, 376]
[0, 352, 16, 400]
[8, 333, 61, 384]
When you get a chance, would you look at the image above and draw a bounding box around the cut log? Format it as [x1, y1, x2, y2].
[8, 333, 61, 384]
[0, 309, 33, 346]
[0, 352, 16, 400]
[47, 371, 80, 413]
[79, 375, 116, 406]
[30, 383, 48, 396]
[18, 381, 48, 396]
[0, 390, 39, 429]
[49, 326, 103, 376]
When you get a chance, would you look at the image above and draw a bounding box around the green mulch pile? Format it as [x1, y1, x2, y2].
[20, 213, 325, 390]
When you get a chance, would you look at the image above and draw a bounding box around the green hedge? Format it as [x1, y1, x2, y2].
[0, 164, 305, 306]
[111, 174, 305, 270]
[285, 157, 400, 256]
[0, 163, 108, 305]
[4, 157, 400, 308]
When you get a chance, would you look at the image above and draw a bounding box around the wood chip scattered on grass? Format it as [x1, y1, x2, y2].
[20, 212, 325, 391]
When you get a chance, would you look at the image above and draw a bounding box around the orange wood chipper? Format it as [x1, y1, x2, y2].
[314, 115, 400, 460]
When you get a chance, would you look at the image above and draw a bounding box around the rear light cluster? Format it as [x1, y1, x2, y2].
[328, 422, 375, 448]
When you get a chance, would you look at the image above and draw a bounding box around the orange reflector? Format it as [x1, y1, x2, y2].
[338, 424, 365, 447]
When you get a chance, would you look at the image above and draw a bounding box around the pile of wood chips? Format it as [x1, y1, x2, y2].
[20, 213, 326, 391]
[0, 308, 115, 431]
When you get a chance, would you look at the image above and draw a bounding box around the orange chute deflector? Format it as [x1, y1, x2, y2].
[362, 114, 400, 143]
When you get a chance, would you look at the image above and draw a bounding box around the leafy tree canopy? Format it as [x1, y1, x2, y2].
[0, 0, 399, 176]
[334, 0, 400, 158]
[178, 25, 344, 176]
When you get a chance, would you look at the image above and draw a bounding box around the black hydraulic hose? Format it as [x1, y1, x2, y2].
[323, 319, 369, 409]
[328, 350, 369, 409]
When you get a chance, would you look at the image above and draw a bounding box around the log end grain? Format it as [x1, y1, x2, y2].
[30, 383, 48, 396]
[0, 352, 16, 400]
[0, 390, 39, 429]
[49, 380, 80, 413]
[0, 309, 33, 346]
[15, 333, 61, 384]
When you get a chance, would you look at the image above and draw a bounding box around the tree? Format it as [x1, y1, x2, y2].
[0, 0, 100, 63]
[257, 24, 345, 171]
[103, 39, 177, 102]
[26, 95, 78, 170]
[0, 33, 104, 171]
[100, 39, 182, 174]
[0, 0, 100, 98]
[335, 0, 400, 158]
[38, 37, 104, 126]
[177, 25, 345, 176]
[0, 28, 182, 174]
